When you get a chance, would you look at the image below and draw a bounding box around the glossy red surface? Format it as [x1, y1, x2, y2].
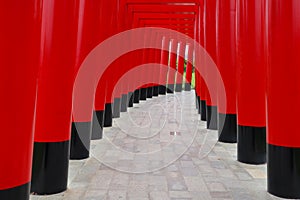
[204, 0, 218, 106]
[34, 0, 79, 142]
[168, 40, 178, 85]
[236, 0, 266, 127]
[198, 0, 208, 101]
[73, 0, 103, 121]
[95, 0, 118, 106]
[160, 38, 170, 86]
[216, 0, 237, 114]
[185, 45, 193, 85]
[266, 0, 300, 147]
[177, 42, 186, 85]
[0, 0, 42, 189]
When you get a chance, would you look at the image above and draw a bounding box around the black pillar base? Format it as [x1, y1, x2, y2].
[175, 83, 183, 92]
[0, 183, 30, 200]
[147, 87, 153, 98]
[195, 94, 199, 110]
[121, 94, 128, 112]
[140, 88, 147, 100]
[206, 105, 218, 130]
[133, 90, 140, 104]
[91, 110, 104, 140]
[112, 98, 121, 118]
[167, 84, 175, 93]
[200, 100, 207, 121]
[70, 122, 92, 160]
[185, 83, 191, 91]
[128, 92, 134, 107]
[104, 103, 112, 127]
[268, 144, 300, 199]
[31, 141, 69, 195]
[153, 86, 159, 96]
[218, 114, 237, 143]
[159, 85, 167, 95]
[197, 96, 201, 114]
[238, 126, 266, 164]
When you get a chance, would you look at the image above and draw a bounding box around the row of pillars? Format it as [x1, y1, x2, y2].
[0, 0, 300, 199]
[0, 1, 194, 199]
[195, 0, 300, 199]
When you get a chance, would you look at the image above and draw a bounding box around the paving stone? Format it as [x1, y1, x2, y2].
[207, 182, 227, 192]
[210, 191, 232, 199]
[29, 92, 281, 200]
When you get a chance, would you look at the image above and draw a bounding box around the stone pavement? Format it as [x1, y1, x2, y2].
[31, 91, 286, 200]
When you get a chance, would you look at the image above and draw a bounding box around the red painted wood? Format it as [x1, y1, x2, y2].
[0, 0, 42, 190]
[204, 0, 218, 107]
[177, 42, 186, 85]
[216, 0, 237, 114]
[236, 0, 266, 127]
[267, 0, 300, 147]
[185, 44, 193, 85]
[34, 0, 80, 142]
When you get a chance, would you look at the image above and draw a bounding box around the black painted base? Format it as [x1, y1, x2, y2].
[175, 83, 183, 92]
[0, 183, 30, 200]
[121, 94, 128, 112]
[147, 87, 153, 98]
[31, 141, 69, 195]
[195, 94, 199, 110]
[200, 100, 207, 121]
[140, 88, 147, 100]
[218, 114, 237, 143]
[104, 103, 112, 127]
[133, 90, 140, 104]
[238, 126, 266, 164]
[70, 122, 92, 159]
[185, 83, 191, 91]
[167, 84, 175, 93]
[128, 92, 134, 107]
[159, 85, 167, 95]
[197, 96, 201, 114]
[153, 86, 159, 96]
[112, 98, 121, 118]
[268, 144, 300, 199]
[91, 110, 104, 140]
[206, 105, 218, 130]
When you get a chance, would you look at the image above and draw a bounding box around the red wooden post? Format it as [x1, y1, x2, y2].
[0, 1, 42, 198]
[266, 0, 300, 198]
[236, 0, 266, 164]
[31, 0, 80, 195]
[185, 44, 193, 91]
[204, 0, 218, 130]
[216, 0, 237, 143]
[176, 42, 186, 92]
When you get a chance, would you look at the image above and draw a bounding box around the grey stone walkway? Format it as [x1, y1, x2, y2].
[31, 91, 285, 200]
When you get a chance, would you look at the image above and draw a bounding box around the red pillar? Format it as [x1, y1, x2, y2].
[153, 33, 162, 96]
[95, 0, 118, 128]
[204, 0, 218, 130]
[0, 1, 42, 198]
[266, 0, 300, 198]
[31, 0, 80, 194]
[236, 0, 266, 164]
[175, 42, 186, 92]
[216, 0, 237, 143]
[185, 44, 193, 91]
[198, 0, 208, 121]
[167, 39, 178, 93]
[159, 37, 170, 94]
[71, 0, 104, 158]
[79, 1, 104, 141]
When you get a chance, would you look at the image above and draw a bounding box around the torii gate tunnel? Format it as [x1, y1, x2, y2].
[0, 0, 300, 199]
